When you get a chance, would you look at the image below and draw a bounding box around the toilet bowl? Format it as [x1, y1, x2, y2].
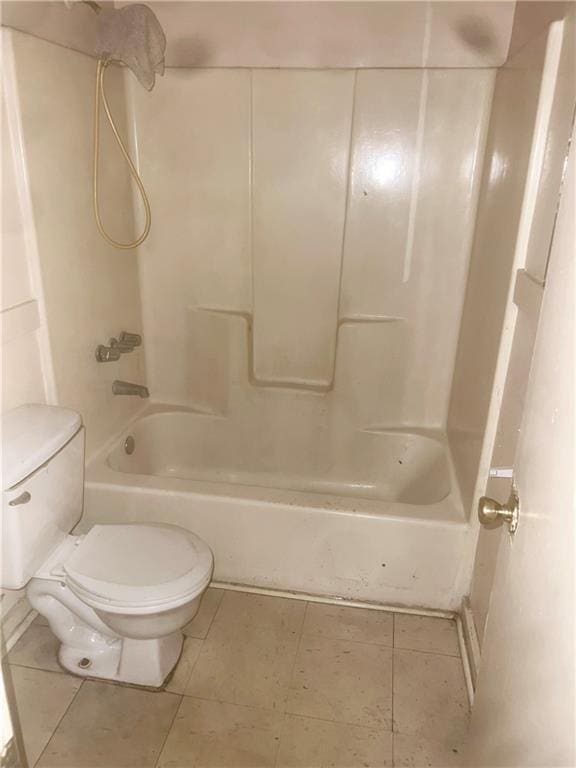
[27, 523, 213, 687]
[1, 404, 214, 688]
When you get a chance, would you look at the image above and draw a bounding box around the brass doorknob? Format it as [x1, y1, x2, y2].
[478, 487, 519, 533]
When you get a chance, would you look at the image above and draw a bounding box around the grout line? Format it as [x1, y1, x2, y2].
[8, 661, 75, 677]
[298, 631, 393, 650]
[392, 646, 462, 660]
[167, 590, 224, 693]
[287, 600, 309, 688]
[421, 1, 433, 68]
[33, 679, 85, 767]
[201, 589, 226, 638]
[280, 709, 393, 734]
[175, 690, 279, 713]
[171, 635, 206, 695]
[177, 691, 391, 734]
[173, 690, 285, 716]
[153, 694, 184, 768]
[273, 601, 310, 767]
[279, 710, 390, 733]
[282, 707, 393, 735]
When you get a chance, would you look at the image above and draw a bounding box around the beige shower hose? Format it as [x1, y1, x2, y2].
[93, 59, 151, 250]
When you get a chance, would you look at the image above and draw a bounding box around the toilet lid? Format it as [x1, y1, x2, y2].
[64, 524, 213, 611]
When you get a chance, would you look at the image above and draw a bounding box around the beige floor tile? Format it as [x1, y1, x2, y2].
[33, 613, 49, 627]
[185, 620, 300, 710]
[394, 615, 460, 656]
[393, 649, 469, 741]
[166, 637, 204, 694]
[302, 602, 393, 646]
[8, 624, 62, 673]
[184, 591, 305, 710]
[10, 666, 82, 767]
[213, 590, 306, 635]
[287, 635, 393, 729]
[393, 732, 467, 767]
[277, 713, 393, 768]
[36, 680, 181, 767]
[157, 696, 283, 768]
[183, 588, 224, 639]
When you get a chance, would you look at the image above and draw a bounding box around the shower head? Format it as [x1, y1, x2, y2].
[94, 3, 166, 91]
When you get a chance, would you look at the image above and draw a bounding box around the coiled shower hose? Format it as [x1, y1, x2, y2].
[93, 59, 151, 249]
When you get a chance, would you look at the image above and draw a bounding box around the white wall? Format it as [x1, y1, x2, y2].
[1, 33, 52, 415]
[1, 30, 55, 626]
[0, 0, 110, 57]
[1, 27, 150, 624]
[1, 1, 516, 68]
[5, 29, 146, 460]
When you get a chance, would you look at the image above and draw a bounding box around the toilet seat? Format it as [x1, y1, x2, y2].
[64, 524, 213, 614]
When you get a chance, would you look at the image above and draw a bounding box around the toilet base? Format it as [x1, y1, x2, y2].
[58, 631, 184, 688]
[28, 575, 188, 688]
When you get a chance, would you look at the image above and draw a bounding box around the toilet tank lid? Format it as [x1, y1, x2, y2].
[2, 404, 82, 490]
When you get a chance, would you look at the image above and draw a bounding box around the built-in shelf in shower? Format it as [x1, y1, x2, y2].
[195, 306, 404, 394]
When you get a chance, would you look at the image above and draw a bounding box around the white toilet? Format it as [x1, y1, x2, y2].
[1, 404, 214, 688]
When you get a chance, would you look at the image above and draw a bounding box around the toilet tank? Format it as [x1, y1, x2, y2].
[1, 405, 85, 589]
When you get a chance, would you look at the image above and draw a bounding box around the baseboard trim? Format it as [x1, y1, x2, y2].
[1, 600, 37, 655]
[460, 596, 481, 701]
[211, 580, 456, 618]
[456, 613, 475, 706]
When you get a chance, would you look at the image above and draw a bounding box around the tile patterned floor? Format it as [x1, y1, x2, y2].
[7, 588, 469, 767]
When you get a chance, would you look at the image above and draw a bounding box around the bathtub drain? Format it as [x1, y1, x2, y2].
[124, 435, 135, 455]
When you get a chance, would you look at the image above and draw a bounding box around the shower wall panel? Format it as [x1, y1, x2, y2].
[340, 70, 422, 318]
[133, 67, 494, 427]
[341, 69, 493, 425]
[448, 32, 550, 510]
[251, 70, 354, 386]
[132, 69, 251, 404]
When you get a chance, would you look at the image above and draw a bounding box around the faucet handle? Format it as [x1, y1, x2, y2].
[95, 344, 121, 363]
[110, 337, 134, 353]
[119, 331, 142, 347]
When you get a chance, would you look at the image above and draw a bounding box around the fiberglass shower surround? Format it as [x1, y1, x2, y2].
[82, 63, 494, 609]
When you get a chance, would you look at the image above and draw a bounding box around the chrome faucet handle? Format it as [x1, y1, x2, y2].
[95, 344, 121, 363]
[119, 331, 142, 347]
[110, 337, 134, 353]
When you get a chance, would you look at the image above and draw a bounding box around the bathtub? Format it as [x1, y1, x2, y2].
[84, 405, 470, 611]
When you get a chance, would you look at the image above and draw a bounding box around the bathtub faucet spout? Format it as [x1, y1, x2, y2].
[112, 380, 149, 398]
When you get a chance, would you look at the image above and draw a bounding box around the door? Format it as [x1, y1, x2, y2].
[465, 127, 575, 765]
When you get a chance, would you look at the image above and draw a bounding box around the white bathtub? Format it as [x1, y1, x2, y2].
[84, 405, 470, 610]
